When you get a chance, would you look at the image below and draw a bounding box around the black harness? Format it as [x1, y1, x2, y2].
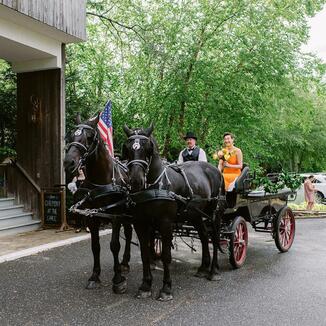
[66, 124, 130, 218]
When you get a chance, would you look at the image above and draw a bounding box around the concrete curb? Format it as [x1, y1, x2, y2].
[295, 216, 326, 219]
[0, 229, 112, 264]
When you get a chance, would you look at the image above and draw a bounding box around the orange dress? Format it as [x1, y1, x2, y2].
[223, 151, 241, 191]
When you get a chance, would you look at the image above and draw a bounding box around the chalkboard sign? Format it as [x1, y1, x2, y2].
[42, 189, 64, 226]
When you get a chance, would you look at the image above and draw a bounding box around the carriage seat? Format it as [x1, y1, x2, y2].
[234, 164, 250, 193]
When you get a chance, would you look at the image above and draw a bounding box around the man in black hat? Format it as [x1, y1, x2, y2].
[177, 131, 207, 164]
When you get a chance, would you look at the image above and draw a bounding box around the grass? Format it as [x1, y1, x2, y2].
[288, 202, 326, 211]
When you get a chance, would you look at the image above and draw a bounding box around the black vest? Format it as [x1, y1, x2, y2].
[182, 147, 200, 162]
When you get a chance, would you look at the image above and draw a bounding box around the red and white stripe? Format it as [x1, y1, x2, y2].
[98, 119, 114, 156]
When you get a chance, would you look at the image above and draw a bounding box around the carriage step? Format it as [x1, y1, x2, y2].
[254, 227, 272, 233]
[221, 230, 234, 235]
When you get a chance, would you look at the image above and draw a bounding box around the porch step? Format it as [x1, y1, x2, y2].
[0, 197, 15, 208]
[0, 220, 41, 237]
[0, 205, 25, 218]
[0, 212, 34, 228]
[0, 197, 41, 237]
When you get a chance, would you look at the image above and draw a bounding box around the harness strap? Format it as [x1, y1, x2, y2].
[180, 168, 194, 197]
[147, 165, 172, 189]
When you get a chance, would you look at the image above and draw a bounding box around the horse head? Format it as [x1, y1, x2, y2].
[122, 123, 155, 192]
[63, 113, 101, 181]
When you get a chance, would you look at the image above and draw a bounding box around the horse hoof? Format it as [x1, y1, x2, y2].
[157, 291, 173, 302]
[207, 273, 221, 282]
[113, 279, 127, 294]
[86, 280, 101, 289]
[119, 264, 130, 274]
[135, 290, 152, 299]
[194, 270, 209, 278]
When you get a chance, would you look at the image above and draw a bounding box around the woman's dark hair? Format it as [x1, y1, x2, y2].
[309, 175, 315, 180]
[223, 132, 235, 139]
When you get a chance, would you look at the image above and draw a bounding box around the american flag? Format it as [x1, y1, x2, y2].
[97, 100, 114, 156]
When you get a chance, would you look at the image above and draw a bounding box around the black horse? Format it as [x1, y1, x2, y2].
[122, 124, 224, 301]
[64, 114, 132, 293]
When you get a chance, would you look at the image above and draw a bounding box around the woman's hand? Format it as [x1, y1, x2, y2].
[217, 150, 224, 159]
[224, 161, 230, 168]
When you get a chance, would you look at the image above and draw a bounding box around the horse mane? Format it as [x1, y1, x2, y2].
[149, 135, 160, 157]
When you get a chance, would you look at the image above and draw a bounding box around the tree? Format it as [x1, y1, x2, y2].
[64, 0, 326, 171]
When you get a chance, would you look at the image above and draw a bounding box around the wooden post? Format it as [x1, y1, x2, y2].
[58, 43, 71, 232]
[58, 186, 71, 232]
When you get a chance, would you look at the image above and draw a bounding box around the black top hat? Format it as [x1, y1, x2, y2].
[183, 131, 197, 140]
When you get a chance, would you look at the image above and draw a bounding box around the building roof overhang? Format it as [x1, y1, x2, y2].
[0, 4, 86, 73]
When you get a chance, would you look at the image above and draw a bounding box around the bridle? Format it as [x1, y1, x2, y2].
[66, 124, 99, 174]
[126, 133, 153, 186]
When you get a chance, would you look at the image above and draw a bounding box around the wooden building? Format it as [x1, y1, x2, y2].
[0, 0, 86, 234]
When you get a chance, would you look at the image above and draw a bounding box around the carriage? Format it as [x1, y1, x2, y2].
[175, 168, 295, 268]
[65, 120, 296, 300]
[137, 165, 295, 269]
[71, 162, 296, 270]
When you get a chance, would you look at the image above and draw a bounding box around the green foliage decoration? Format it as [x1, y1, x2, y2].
[253, 171, 303, 194]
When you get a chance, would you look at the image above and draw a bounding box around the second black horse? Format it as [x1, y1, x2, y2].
[122, 124, 225, 301]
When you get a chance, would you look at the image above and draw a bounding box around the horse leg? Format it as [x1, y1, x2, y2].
[208, 210, 221, 281]
[193, 217, 211, 278]
[86, 220, 101, 289]
[149, 227, 158, 270]
[120, 222, 132, 273]
[110, 219, 127, 294]
[157, 219, 173, 301]
[134, 223, 153, 299]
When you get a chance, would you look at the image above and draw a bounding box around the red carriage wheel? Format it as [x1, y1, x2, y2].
[273, 206, 295, 252]
[229, 216, 248, 269]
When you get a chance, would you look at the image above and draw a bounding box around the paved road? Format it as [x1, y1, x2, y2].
[1, 219, 326, 326]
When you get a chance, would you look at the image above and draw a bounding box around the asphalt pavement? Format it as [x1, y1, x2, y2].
[0, 219, 326, 326]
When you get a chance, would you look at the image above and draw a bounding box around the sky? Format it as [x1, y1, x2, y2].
[301, 5, 326, 62]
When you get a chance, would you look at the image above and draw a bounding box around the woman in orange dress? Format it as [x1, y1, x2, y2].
[217, 132, 243, 191]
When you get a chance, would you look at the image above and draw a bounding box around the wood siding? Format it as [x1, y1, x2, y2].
[0, 0, 86, 40]
[13, 69, 63, 219]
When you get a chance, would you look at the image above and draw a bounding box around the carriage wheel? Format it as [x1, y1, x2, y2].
[229, 216, 248, 269]
[274, 206, 295, 252]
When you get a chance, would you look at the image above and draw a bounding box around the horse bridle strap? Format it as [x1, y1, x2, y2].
[67, 141, 88, 153]
[128, 134, 149, 140]
[126, 133, 152, 171]
[126, 159, 149, 170]
[67, 124, 99, 157]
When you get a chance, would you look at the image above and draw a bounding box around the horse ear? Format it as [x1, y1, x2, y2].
[144, 122, 154, 137]
[123, 124, 133, 137]
[76, 113, 81, 125]
[88, 112, 101, 127]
